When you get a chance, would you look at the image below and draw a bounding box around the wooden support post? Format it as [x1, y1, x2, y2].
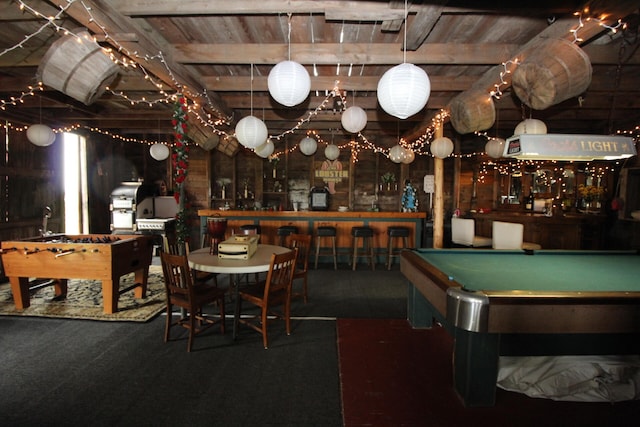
[433, 126, 444, 248]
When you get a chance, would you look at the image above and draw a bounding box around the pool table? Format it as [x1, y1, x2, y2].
[400, 249, 640, 407]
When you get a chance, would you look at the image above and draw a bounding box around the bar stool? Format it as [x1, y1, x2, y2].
[314, 226, 337, 270]
[239, 224, 261, 236]
[386, 226, 410, 270]
[350, 226, 375, 271]
[277, 225, 298, 246]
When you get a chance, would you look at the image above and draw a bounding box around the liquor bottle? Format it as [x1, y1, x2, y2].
[525, 188, 534, 211]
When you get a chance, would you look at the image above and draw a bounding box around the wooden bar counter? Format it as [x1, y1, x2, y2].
[197, 210, 427, 256]
[471, 211, 608, 250]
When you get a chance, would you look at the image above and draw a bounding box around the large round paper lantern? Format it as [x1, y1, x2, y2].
[402, 148, 415, 164]
[430, 137, 454, 159]
[299, 136, 317, 156]
[514, 118, 547, 136]
[324, 144, 340, 161]
[377, 63, 431, 119]
[235, 115, 268, 149]
[341, 106, 367, 133]
[267, 60, 311, 107]
[149, 143, 170, 160]
[389, 144, 406, 163]
[254, 139, 274, 158]
[26, 124, 56, 147]
[485, 138, 505, 159]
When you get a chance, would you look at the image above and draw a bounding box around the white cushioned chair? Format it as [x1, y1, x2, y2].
[492, 221, 542, 250]
[451, 217, 492, 247]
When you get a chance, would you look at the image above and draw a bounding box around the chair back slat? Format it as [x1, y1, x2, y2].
[262, 249, 298, 300]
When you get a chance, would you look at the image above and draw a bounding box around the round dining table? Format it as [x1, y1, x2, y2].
[187, 244, 291, 339]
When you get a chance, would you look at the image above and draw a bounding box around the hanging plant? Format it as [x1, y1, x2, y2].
[172, 95, 190, 243]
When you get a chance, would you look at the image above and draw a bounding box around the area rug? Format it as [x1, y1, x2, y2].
[336, 318, 640, 427]
[0, 265, 165, 322]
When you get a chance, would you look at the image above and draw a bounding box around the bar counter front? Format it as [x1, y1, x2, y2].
[401, 248, 640, 407]
[198, 209, 426, 261]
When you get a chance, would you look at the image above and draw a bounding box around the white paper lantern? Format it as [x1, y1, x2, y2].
[299, 136, 317, 156]
[402, 148, 415, 164]
[324, 144, 340, 161]
[341, 106, 368, 133]
[149, 143, 170, 161]
[377, 63, 431, 119]
[389, 144, 406, 163]
[485, 138, 505, 159]
[430, 137, 454, 159]
[254, 139, 275, 158]
[514, 118, 547, 136]
[235, 115, 268, 149]
[26, 124, 56, 147]
[267, 60, 311, 107]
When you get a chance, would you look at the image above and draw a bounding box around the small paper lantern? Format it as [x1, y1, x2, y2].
[514, 118, 547, 136]
[325, 144, 340, 161]
[389, 144, 406, 163]
[485, 138, 505, 159]
[299, 136, 317, 156]
[377, 63, 431, 119]
[235, 115, 268, 149]
[267, 60, 311, 107]
[341, 106, 368, 133]
[26, 124, 56, 147]
[402, 148, 415, 164]
[149, 143, 170, 161]
[430, 137, 454, 159]
[254, 139, 275, 158]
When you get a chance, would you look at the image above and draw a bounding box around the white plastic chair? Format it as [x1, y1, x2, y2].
[451, 217, 492, 247]
[492, 221, 542, 250]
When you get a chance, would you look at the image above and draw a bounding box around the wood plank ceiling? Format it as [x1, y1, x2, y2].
[0, 0, 638, 157]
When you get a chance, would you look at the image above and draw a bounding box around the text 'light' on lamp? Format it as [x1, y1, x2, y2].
[325, 144, 340, 160]
[377, 63, 431, 119]
[267, 60, 311, 107]
[485, 138, 505, 159]
[299, 136, 318, 156]
[341, 106, 368, 133]
[430, 137, 454, 159]
[254, 139, 275, 158]
[149, 143, 170, 161]
[27, 124, 56, 147]
[235, 115, 268, 149]
[389, 144, 407, 163]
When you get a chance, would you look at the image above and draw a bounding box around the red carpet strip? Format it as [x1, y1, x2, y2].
[337, 318, 640, 427]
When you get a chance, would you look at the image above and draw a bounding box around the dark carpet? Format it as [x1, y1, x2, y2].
[337, 318, 640, 427]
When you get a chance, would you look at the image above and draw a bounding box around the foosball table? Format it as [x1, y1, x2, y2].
[0, 234, 154, 314]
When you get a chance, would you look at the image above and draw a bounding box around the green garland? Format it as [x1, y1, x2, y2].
[171, 96, 190, 243]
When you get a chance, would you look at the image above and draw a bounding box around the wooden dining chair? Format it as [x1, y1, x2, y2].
[237, 248, 298, 349]
[160, 251, 227, 352]
[162, 235, 217, 286]
[287, 233, 312, 304]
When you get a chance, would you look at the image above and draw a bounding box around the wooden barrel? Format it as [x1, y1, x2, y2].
[511, 38, 592, 110]
[37, 30, 119, 105]
[449, 90, 496, 135]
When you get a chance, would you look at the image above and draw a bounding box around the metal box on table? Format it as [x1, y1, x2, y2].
[218, 235, 259, 259]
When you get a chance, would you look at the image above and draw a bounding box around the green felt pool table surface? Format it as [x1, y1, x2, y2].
[414, 249, 640, 295]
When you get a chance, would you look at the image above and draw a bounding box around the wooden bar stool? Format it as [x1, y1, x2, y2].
[314, 226, 337, 270]
[277, 225, 298, 246]
[350, 226, 375, 271]
[386, 226, 410, 270]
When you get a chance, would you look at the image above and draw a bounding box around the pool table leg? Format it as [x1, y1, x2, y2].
[407, 283, 446, 328]
[452, 328, 500, 407]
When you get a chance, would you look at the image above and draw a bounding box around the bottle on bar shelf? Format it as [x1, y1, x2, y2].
[525, 187, 534, 211]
